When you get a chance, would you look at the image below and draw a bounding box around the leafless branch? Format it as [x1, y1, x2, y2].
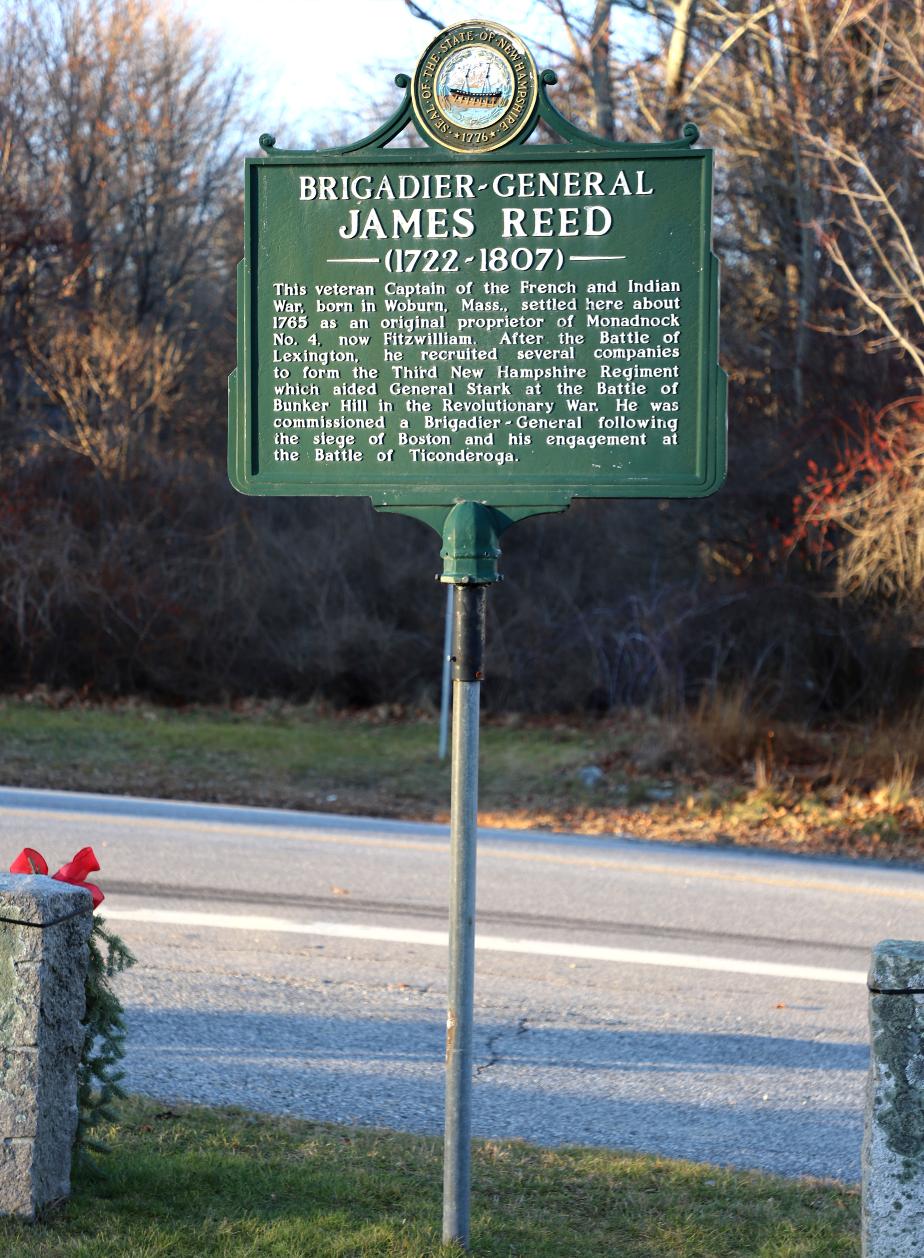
[403, 1, 443, 30]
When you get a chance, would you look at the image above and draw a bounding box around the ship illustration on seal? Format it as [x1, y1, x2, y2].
[434, 47, 514, 126]
[443, 63, 505, 109]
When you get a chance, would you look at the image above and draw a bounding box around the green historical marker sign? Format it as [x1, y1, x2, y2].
[228, 21, 727, 1251]
[228, 23, 726, 547]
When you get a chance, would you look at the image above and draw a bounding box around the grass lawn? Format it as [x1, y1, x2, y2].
[0, 699, 582, 816]
[1, 694, 923, 860]
[0, 1098, 859, 1257]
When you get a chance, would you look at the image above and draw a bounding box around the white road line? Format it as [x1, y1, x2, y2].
[102, 906, 868, 986]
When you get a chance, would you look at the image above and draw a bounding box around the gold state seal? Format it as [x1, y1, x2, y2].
[412, 21, 538, 153]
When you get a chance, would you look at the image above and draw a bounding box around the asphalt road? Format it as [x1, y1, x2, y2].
[2, 785, 919, 1181]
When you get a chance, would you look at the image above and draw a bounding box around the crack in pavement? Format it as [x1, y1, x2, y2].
[476, 1016, 529, 1076]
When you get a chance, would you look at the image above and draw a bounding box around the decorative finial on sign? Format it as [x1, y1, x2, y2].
[259, 133, 276, 152]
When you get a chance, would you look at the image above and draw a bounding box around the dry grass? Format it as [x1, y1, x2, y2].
[690, 688, 770, 766]
[2, 692, 923, 862]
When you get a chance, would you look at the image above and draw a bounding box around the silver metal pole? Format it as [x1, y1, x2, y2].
[442, 585, 484, 1250]
[438, 584, 454, 761]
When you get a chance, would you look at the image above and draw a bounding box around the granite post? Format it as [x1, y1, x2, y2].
[0, 873, 93, 1219]
[863, 940, 924, 1256]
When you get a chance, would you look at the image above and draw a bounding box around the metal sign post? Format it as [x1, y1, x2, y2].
[438, 501, 500, 1247]
[443, 582, 484, 1245]
[228, 17, 727, 1251]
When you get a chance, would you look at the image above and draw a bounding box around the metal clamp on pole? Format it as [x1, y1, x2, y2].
[440, 501, 499, 1251]
[439, 501, 504, 587]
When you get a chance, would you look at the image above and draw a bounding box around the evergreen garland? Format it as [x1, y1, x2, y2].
[74, 917, 137, 1165]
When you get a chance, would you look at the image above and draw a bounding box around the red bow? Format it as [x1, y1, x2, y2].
[9, 846, 104, 908]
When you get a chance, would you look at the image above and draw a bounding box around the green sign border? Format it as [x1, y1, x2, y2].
[229, 69, 727, 538]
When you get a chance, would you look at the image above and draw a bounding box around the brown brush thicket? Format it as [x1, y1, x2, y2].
[0, 0, 922, 714]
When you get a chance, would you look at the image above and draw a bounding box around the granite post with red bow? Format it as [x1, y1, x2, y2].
[0, 850, 98, 1218]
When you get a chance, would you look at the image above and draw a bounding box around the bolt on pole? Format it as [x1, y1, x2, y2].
[442, 583, 486, 1250]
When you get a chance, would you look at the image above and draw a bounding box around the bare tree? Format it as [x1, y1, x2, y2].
[663, 0, 698, 133]
[25, 317, 189, 479]
[23, 0, 251, 324]
[798, 3, 924, 385]
[1, 0, 251, 473]
[539, 0, 620, 137]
